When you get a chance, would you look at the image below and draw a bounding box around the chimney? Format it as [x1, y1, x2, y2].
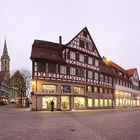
[59, 36, 62, 44]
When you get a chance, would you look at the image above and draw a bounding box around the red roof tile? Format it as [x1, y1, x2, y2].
[126, 68, 136, 76]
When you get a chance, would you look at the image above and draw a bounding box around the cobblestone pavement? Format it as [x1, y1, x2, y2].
[0, 104, 140, 140]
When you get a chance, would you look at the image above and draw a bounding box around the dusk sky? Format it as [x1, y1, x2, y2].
[0, 0, 140, 74]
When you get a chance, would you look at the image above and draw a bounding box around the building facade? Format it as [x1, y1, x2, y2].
[30, 27, 115, 111]
[30, 27, 140, 111]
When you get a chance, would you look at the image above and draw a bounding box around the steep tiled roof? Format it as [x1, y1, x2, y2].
[100, 61, 115, 77]
[103, 57, 132, 82]
[126, 68, 136, 76]
[30, 40, 65, 62]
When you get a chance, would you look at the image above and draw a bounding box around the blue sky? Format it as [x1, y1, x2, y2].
[0, 0, 140, 74]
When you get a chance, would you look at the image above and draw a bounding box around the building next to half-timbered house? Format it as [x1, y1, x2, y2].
[30, 27, 115, 111]
[103, 57, 140, 108]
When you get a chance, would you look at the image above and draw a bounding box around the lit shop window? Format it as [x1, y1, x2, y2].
[74, 97, 85, 108]
[87, 86, 92, 92]
[104, 99, 108, 106]
[70, 51, 76, 60]
[127, 99, 131, 106]
[100, 88, 103, 93]
[61, 85, 71, 93]
[94, 99, 99, 107]
[109, 99, 112, 106]
[116, 99, 119, 107]
[61, 96, 70, 110]
[74, 86, 85, 94]
[42, 85, 56, 94]
[60, 65, 67, 74]
[100, 99, 103, 107]
[88, 98, 92, 107]
[42, 96, 57, 109]
[94, 87, 98, 93]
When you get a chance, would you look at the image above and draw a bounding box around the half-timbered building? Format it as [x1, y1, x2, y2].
[30, 27, 115, 111]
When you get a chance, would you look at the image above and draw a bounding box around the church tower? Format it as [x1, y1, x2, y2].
[1, 39, 10, 72]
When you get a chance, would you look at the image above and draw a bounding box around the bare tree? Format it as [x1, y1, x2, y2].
[20, 68, 32, 98]
[9, 69, 31, 107]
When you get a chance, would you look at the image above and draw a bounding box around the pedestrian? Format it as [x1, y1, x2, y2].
[50, 100, 54, 111]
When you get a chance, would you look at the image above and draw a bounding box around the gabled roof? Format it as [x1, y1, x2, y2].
[0, 71, 6, 84]
[126, 68, 137, 76]
[66, 27, 101, 58]
[30, 40, 65, 62]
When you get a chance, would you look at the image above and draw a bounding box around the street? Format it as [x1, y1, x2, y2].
[0, 105, 140, 140]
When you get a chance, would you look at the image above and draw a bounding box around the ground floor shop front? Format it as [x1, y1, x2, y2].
[31, 94, 113, 111]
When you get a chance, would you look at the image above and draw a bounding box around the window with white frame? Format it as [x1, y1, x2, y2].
[88, 44, 93, 51]
[88, 71, 93, 79]
[79, 54, 84, 62]
[95, 59, 99, 67]
[70, 51, 76, 60]
[60, 65, 67, 74]
[100, 74, 104, 82]
[109, 77, 112, 84]
[105, 75, 108, 83]
[70, 67, 76, 75]
[94, 72, 99, 80]
[79, 69, 86, 77]
[88, 57, 93, 65]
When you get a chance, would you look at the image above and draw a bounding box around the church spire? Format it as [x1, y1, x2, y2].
[1, 38, 10, 72]
[1, 38, 10, 60]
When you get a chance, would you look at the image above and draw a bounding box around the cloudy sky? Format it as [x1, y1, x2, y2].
[0, 0, 140, 74]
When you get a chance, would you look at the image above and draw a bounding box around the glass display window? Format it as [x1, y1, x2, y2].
[74, 86, 85, 94]
[88, 98, 92, 107]
[42, 96, 57, 109]
[104, 99, 108, 106]
[94, 99, 99, 107]
[42, 85, 56, 94]
[100, 99, 103, 107]
[74, 97, 85, 108]
[61, 96, 70, 110]
[87, 86, 92, 92]
[61, 85, 71, 93]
